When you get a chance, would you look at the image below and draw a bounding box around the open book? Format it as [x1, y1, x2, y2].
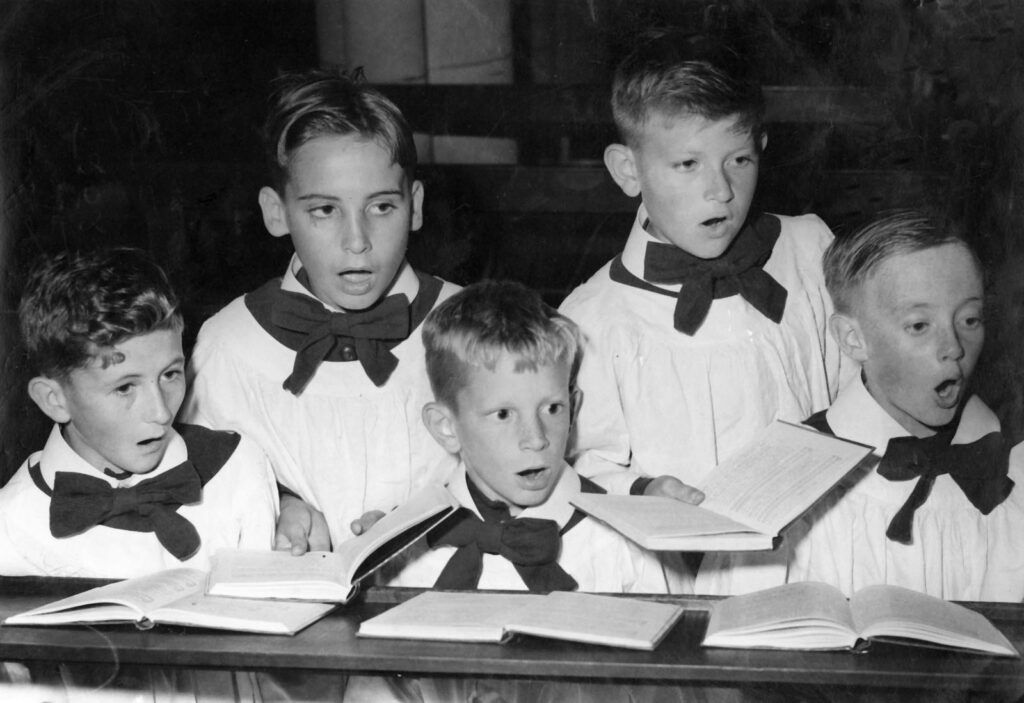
[358, 590, 683, 651]
[207, 483, 459, 603]
[3, 568, 333, 635]
[703, 581, 1018, 657]
[571, 420, 874, 551]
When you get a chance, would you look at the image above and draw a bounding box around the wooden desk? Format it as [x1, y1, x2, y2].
[1, 577, 1023, 697]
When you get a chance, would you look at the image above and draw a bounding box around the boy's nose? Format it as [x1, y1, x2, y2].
[518, 416, 549, 451]
[341, 217, 371, 254]
[146, 386, 175, 424]
[938, 326, 966, 361]
[704, 166, 734, 202]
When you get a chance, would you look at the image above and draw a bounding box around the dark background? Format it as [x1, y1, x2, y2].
[2, 0, 1023, 479]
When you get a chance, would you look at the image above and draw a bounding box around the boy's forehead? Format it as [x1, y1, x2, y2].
[857, 244, 983, 310]
[636, 109, 754, 145]
[286, 134, 406, 188]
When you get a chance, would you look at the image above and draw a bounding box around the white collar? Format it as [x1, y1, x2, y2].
[37, 423, 188, 489]
[826, 374, 1000, 454]
[618, 204, 684, 292]
[280, 253, 420, 312]
[447, 461, 581, 528]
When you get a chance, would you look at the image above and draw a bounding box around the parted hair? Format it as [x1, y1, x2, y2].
[823, 209, 979, 314]
[19, 247, 182, 379]
[423, 280, 580, 410]
[263, 68, 417, 193]
[611, 30, 764, 149]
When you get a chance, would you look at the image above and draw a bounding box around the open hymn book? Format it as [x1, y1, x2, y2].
[3, 568, 333, 635]
[703, 581, 1018, 657]
[207, 483, 459, 603]
[571, 420, 874, 551]
[358, 590, 684, 651]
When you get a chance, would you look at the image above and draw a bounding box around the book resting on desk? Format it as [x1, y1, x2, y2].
[207, 482, 459, 603]
[3, 567, 333, 635]
[357, 590, 685, 651]
[571, 420, 875, 551]
[702, 581, 1019, 657]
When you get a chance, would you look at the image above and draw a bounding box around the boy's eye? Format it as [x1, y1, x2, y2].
[960, 313, 984, 329]
[545, 402, 564, 415]
[906, 320, 930, 335]
[309, 205, 336, 219]
[733, 154, 756, 166]
[494, 409, 511, 421]
[674, 159, 698, 171]
[114, 383, 134, 395]
[163, 368, 183, 382]
[370, 201, 397, 215]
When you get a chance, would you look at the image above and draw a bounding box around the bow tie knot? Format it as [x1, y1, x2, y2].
[271, 291, 411, 393]
[878, 430, 1014, 544]
[49, 462, 204, 561]
[641, 216, 787, 335]
[428, 480, 579, 593]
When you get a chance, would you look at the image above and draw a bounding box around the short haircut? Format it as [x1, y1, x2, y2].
[824, 209, 980, 314]
[19, 248, 183, 380]
[423, 280, 581, 410]
[263, 68, 417, 193]
[611, 31, 765, 149]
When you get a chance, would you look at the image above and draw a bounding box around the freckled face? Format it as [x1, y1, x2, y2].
[448, 354, 573, 515]
[58, 329, 186, 474]
[855, 244, 984, 436]
[630, 112, 761, 259]
[270, 134, 423, 310]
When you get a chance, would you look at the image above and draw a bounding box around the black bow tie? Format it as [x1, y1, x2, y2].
[49, 461, 204, 561]
[271, 289, 411, 393]
[428, 479, 578, 592]
[642, 219, 787, 335]
[877, 428, 1014, 545]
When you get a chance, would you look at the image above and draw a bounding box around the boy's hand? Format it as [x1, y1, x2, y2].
[644, 475, 705, 504]
[275, 493, 332, 555]
[350, 510, 386, 536]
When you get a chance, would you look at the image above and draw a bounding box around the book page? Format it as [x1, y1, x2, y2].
[703, 581, 857, 650]
[699, 421, 873, 534]
[358, 591, 537, 642]
[207, 550, 352, 601]
[569, 494, 758, 544]
[333, 482, 458, 583]
[508, 592, 684, 650]
[152, 595, 335, 635]
[4, 568, 207, 626]
[851, 585, 1018, 657]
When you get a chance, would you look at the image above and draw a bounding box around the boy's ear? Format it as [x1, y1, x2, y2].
[27, 376, 71, 424]
[422, 401, 461, 455]
[829, 312, 869, 363]
[569, 387, 583, 427]
[603, 143, 641, 198]
[410, 179, 424, 233]
[759, 131, 768, 153]
[258, 186, 290, 238]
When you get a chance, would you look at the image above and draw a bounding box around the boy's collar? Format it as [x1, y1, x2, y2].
[281, 254, 420, 312]
[620, 204, 677, 289]
[826, 373, 999, 452]
[36, 423, 187, 488]
[449, 461, 580, 528]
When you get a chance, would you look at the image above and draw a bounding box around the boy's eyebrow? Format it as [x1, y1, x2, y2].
[295, 188, 405, 202]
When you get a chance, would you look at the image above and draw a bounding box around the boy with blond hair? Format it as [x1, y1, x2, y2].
[560, 33, 852, 502]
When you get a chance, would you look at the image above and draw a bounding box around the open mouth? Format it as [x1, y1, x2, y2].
[701, 216, 727, 227]
[934, 377, 963, 407]
[517, 467, 549, 484]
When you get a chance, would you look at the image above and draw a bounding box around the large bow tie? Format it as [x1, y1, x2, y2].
[49, 461, 204, 561]
[428, 480, 578, 592]
[271, 290, 411, 393]
[642, 223, 787, 335]
[877, 429, 1014, 544]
